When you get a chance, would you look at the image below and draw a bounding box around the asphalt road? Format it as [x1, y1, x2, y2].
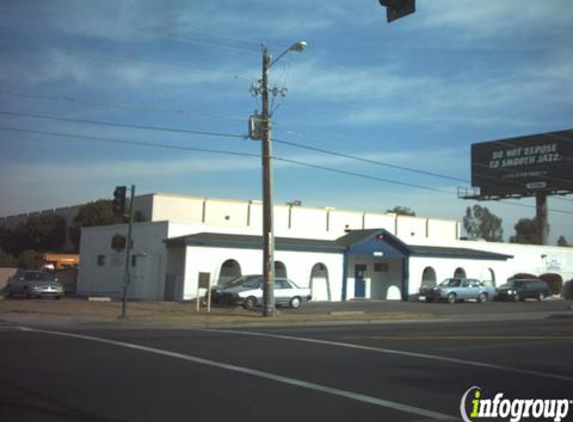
[1, 317, 572, 422]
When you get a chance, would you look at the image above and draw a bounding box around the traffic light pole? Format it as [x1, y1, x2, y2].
[120, 184, 135, 319]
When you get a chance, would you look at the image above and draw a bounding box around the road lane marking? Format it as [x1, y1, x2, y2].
[209, 329, 573, 383]
[17, 327, 456, 421]
[343, 335, 573, 341]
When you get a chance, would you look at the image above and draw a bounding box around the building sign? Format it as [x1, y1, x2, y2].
[111, 234, 133, 252]
[471, 130, 573, 198]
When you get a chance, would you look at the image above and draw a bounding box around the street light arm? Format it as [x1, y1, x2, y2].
[268, 41, 307, 68]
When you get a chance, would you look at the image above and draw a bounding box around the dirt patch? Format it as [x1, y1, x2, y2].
[0, 296, 435, 325]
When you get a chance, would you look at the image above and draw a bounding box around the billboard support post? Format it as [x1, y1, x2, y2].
[536, 193, 548, 245]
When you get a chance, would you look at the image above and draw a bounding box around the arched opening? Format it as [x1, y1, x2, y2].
[218, 259, 241, 285]
[420, 267, 437, 293]
[454, 267, 466, 278]
[539, 273, 563, 296]
[309, 263, 331, 301]
[482, 268, 496, 287]
[275, 261, 287, 278]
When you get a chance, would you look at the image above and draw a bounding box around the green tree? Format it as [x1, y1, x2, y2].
[0, 247, 17, 267]
[387, 206, 416, 216]
[68, 200, 119, 251]
[9, 214, 67, 255]
[17, 249, 40, 269]
[509, 218, 537, 244]
[0, 226, 13, 253]
[557, 236, 569, 247]
[463, 205, 503, 242]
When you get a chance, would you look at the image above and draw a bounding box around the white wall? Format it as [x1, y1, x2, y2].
[458, 240, 573, 281]
[78, 221, 170, 299]
[396, 216, 429, 241]
[143, 193, 461, 242]
[181, 245, 344, 301]
[410, 237, 573, 283]
[363, 213, 396, 232]
[328, 210, 364, 234]
[148, 194, 204, 223]
[408, 257, 510, 295]
[344, 258, 403, 301]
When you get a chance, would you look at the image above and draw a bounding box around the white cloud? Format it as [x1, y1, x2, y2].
[285, 50, 573, 129]
[418, 0, 573, 39]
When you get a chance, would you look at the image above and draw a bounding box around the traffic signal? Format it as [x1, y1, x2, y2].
[379, 0, 415, 23]
[113, 186, 127, 217]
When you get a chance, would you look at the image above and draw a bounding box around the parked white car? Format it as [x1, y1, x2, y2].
[211, 275, 311, 309]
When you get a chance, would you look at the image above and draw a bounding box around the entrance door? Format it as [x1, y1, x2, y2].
[354, 264, 367, 298]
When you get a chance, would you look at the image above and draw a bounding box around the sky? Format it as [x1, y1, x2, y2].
[0, 0, 572, 244]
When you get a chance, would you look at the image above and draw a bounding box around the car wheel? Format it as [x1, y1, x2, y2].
[24, 288, 31, 299]
[289, 296, 302, 309]
[243, 296, 257, 310]
[538, 292, 545, 301]
[447, 293, 457, 304]
[478, 292, 488, 303]
[6, 286, 12, 298]
[55, 295, 62, 300]
[425, 297, 434, 303]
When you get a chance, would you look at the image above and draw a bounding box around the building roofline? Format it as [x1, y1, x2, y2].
[165, 232, 345, 254]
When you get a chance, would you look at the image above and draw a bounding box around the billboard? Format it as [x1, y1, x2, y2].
[471, 129, 573, 198]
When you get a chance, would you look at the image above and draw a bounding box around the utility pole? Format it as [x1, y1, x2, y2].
[250, 42, 306, 317]
[261, 46, 276, 317]
[120, 184, 135, 319]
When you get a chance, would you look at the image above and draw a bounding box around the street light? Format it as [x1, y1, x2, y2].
[259, 41, 307, 317]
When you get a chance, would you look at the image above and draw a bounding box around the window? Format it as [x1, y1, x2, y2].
[97, 255, 106, 266]
[274, 279, 290, 289]
[374, 263, 389, 272]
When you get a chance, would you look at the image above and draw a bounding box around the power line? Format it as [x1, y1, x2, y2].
[0, 39, 254, 86]
[2, 124, 572, 216]
[274, 135, 573, 203]
[0, 125, 258, 159]
[273, 136, 469, 183]
[3, 109, 572, 209]
[0, 90, 244, 122]
[0, 110, 244, 139]
[272, 156, 573, 215]
[273, 156, 453, 194]
[3, 99, 571, 203]
[5, 92, 571, 205]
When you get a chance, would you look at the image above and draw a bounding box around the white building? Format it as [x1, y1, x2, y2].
[74, 192, 573, 301]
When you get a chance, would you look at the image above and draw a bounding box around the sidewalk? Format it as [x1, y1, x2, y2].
[1, 296, 571, 329]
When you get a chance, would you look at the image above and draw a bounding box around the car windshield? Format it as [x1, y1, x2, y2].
[223, 276, 247, 288]
[24, 272, 55, 282]
[439, 279, 461, 287]
[225, 276, 262, 289]
[510, 280, 526, 287]
[242, 279, 262, 288]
